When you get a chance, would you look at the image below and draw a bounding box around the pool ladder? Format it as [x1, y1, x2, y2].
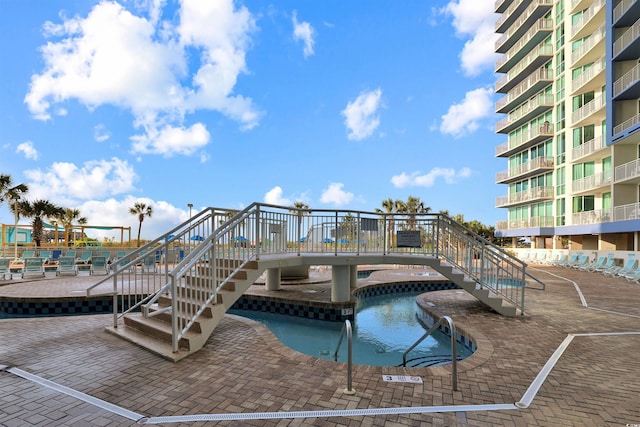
[403, 315, 458, 391]
[333, 320, 356, 395]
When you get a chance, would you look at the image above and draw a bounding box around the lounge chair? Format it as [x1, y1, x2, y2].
[550, 254, 568, 266]
[557, 254, 577, 267]
[111, 251, 129, 271]
[21, 250, 35, 261]
[101, 251, 112, 263]
[604, 258, 637, 277]
[21, 257, 45, 278]
[592, 257, 615, 273]
[140, 254, 157, 273]
[89, 256, 109, 275]
[0, 258, 12, 280]
[76, 250, 93, 264]
[56, 256, 78, 276]
[65, 250, 77, 258]
[38, 250, 52, 264]
[578, 256, 605, 271]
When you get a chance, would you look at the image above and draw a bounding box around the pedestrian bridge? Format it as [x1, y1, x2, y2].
[88, 203, 530, 361]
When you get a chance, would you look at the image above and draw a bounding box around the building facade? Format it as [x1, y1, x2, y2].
[494, 0, 640, 251]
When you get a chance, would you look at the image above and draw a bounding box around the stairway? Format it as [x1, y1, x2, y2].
[432, 260, 519, 317]
[105, 259, 263, 362]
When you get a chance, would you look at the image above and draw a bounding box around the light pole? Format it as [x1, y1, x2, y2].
[188, 203, 193, 219]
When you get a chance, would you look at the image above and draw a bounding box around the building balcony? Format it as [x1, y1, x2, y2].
[496, 21, 553, 73]
[569, 0, 605, 42]
[613, 112, 640, 137]
[496, 68, 553, 111]
[495, 122, 554, 157]
[570, 26, 605, 68]
[496, 93, 554, 134]
[570, 0, 593, 14]
[495, 0, 550, 34]
[570, 56, 605, 96]
[571, 208, 612, 226]
[614, 0, 640, 27]
[570, 135, 607, 162]
[495, 0, 517, 14]
[495, 44, 553, 93]
[571, 171, 612, 194]
[496, 156, 554, 184]
[614, 158, 640, 183]
[495, 8, 553, 54]
[613, 201, 640, 221]
[495, 216, 554, 230]
[613, 17, 640, 60]
[613, 62, 640, 100]
[496, 186, 554, 207]
[571, 93, 605, 128]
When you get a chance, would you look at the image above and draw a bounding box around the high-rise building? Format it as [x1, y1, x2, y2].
[494, 0, 640, 251]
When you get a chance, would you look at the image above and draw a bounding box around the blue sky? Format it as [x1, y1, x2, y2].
[0, 0, 503, 240]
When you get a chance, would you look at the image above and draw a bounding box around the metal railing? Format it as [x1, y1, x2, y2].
[403, 315, 458, 391]
[88, 203, 528, 352]
[333, 320, 355, 395]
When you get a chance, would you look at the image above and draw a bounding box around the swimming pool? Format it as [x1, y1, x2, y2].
[231, 291, 474, 367]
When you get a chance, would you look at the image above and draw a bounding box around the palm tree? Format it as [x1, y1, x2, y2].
[129, 202, 153, 247]
[18, 199, 64, 247]
[56, 208, 88, 247]
[397, 195, 431, 230]
[375, 198, 401, 247]
[0, 175, 29, 258]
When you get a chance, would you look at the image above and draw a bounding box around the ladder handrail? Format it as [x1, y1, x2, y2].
[403, 315, 458, 391]
[333, 319, 355, 395]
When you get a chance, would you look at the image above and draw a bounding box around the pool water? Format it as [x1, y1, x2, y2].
[231, 292, 473, 367]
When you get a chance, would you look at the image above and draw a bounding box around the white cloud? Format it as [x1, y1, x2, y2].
[391, 167, 472, 188]
[341, 88, 383, 141]
[94, 124, 111, 142]
[24, 0, 261, 156]
[264, 186, 292, 206]
[292, 11, 315, 58]
[442, 0, 499, 76]
[23, 157, 137, 205]
[16, 141, 38, 160]
[440, 86, 494, 138]
[130, 122, 210, 157]
[320, 183, 353, 206]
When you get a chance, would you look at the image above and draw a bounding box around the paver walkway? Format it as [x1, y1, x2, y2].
[1, 265, 640, 426]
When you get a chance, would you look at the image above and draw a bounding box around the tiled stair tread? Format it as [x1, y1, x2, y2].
[123, 313, 199, 343]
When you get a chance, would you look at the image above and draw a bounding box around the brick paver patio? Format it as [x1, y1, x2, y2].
[1, 265, 639, 426]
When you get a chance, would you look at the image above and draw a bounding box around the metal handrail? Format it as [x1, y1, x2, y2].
[403, 315, 458, 391]
[333, 320, 355, 395]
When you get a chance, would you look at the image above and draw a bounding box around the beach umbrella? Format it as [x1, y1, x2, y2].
[190, 235, 204, 241]
[231, 236, 247, 242]
[322, 238, 334, 243]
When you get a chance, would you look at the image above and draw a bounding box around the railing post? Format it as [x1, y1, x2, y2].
[356, 212, 361, 255]
[112, 273, 118, 328]
[171, 274, 178, 353]
[334, 211, 338, 256]
[297, 210, 302, 256]
[383, 214, 387, 255]
[255, 206, 261, 261]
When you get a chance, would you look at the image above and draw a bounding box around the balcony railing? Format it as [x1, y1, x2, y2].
[496, 156, 554, 183]
[495, 122, 554, 157]
[571, 93, 605, 124]
[571, 170, 612, 193]
[496, 93, 554, 133]
[496, 186, 554, 207]
[571, 56, 605, 93]
[613, 113, 640, 136]
[613, 202, 640, 221]
[495, 216, 555, 230]
[495, 43, 553, 92]
[614, 62, 640, 97]
[571, 208, 612, 225]
[571, 135, 606, 160]
[570, 0, 605, 38]
[614, 158, 640, 182]
[571, 26, 605, 65]
[496, 68, 553, 111]
[495, 16, 553, 57]
[614, 0, 639, 22]
[613, 17, 640, 58]
[495, 0, 552, 33]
